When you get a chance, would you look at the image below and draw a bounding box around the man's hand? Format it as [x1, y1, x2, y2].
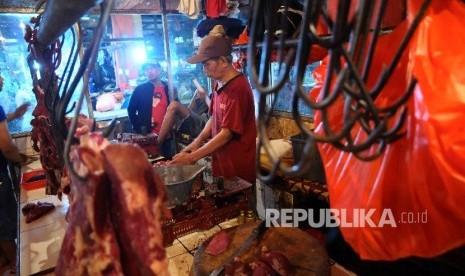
[16, 103, 30, 117]
[7, 103, 29, 121]
[182, 138, 202, 153]
[169, 152, 195, 165]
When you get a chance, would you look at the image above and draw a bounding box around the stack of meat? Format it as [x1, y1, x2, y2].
[226, 246, 293, 276]
[55, 133, 171, 276]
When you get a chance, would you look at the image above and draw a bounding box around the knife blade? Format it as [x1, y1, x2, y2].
[209, 221, 267, 276]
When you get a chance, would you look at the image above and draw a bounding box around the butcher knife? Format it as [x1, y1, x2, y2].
[209, 220, 267, 276]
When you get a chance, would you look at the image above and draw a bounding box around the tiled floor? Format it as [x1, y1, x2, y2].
[166, 219, 240, 275]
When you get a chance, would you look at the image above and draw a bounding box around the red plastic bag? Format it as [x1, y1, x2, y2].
[410, 0, 465, 187]
[310, 0, 465, 260]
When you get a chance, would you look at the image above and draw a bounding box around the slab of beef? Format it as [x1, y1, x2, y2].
[250, 260, 278, 276]
[103, 143, 171, 276]
[30, 85, 63, 195]
[21, 201, 55, 223]
[205, 230, 231, 256]
[260, 246, 293, 276]
[55, 136, 124, 276]
[225, 258, 252, 276]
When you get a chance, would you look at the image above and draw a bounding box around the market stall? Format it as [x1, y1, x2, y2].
[18, 160, 68, 275]
[1, 0, 465, 275]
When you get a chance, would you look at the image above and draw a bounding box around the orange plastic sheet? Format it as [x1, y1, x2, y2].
[310, 0, 465, 260]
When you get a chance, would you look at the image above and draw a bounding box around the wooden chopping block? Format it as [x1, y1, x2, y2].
[193, 222, 330, 276]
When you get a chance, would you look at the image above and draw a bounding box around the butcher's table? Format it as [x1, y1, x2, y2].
[18, 159, 69, 275]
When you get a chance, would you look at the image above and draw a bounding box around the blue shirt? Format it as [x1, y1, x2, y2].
[0, 105, 8, 173]
[0, 105, 6, 121]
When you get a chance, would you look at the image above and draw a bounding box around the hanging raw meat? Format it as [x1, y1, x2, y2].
[103, 143, 171, 276]
[29, 84, 63, 195]
[55, 135, 124, 275]
[56, 132, 170, 275]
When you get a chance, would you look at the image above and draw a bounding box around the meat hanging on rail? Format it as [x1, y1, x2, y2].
[55, 133, 171, 276]
[30, 85, 63, 195]
[24, 0, 101, 196]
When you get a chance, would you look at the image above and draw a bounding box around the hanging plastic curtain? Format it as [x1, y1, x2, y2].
[310, 0, 465, 260]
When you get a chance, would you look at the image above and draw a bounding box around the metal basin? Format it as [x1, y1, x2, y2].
[154, 164, 206, 207]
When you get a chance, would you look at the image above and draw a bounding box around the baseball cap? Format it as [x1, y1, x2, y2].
[187, 25, 233, 64]
[142, 60, 161, 70]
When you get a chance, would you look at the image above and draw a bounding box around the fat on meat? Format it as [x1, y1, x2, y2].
[103, 143, 171, 276]
[55, 136, 124, 275]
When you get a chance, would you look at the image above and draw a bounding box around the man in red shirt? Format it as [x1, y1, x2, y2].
[128, 61, 177, 158]
[171, 25, 256, 184]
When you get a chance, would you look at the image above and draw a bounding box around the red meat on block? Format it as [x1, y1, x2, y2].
[260, 246, 293, 276]
[21, 202, 55, 223]
[225, 257, 252, 276]
[205, 230, 231, 256]
[250, 260, 278, 276]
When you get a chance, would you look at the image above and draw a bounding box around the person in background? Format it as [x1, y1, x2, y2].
[157, 84, 210, 148]
[170, 25, 257, 184]
[90, 49, 115, 93]
[101, 49, 116, 85]
[127, 61, 178, 158]
[0, 74, 27, 274]
[90, 60, 106, 93]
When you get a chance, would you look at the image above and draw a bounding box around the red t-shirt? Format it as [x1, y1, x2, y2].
[206, 0, 228, 18]
[151, 85, 169, 134]
[209, 74, 257, 183]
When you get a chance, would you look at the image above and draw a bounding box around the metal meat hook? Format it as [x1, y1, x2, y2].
[63, 0, 116, 181]
[249, 0, 432, 182]
[25, 0, 116, 183]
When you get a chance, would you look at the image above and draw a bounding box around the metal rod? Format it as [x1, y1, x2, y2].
[161, 0, 175, 97]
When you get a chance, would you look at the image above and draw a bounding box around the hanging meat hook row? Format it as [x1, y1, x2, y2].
[63, 0, 116, 181]
[25, 11, 78, 178]
[249, 0, 432, 182]
[293, 0, 431, 157]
